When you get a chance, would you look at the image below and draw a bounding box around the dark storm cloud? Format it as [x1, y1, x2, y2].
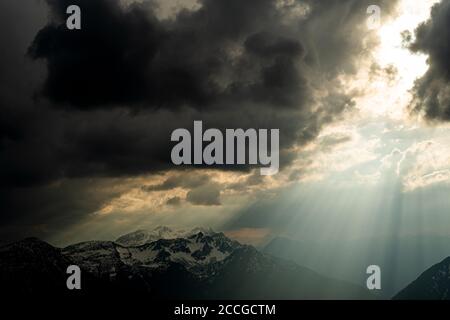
[0, 0, 53, 187]
[29, 0, 309, 110]
[0, 178, 124, 241]
[9, 0, 396, 185]
[409, 0, 450, 120]
[0, 0, 399, 241]
[29, 0, 165, 108]
[30, 0, 397, 111]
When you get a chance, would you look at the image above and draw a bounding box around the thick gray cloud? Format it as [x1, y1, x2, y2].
[142, 173, 211, 192]
[186, 183, 221, 206]
[18, 0, 396, 183]
[166, 196, 182, 206]
[409, 0, 450, 120]
[30, 0, 309, 109]
[142, 173, 221, 206]
[0, 0, 399, 241]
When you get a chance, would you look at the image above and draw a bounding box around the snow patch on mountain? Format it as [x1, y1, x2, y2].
[115, 226, 215, 246]
[63, 228, 241, 276]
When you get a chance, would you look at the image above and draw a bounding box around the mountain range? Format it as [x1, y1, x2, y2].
[2, 226, 449, 299]
[0, 227, 372, 299]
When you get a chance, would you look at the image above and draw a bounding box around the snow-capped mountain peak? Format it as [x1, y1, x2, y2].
[115, 226, 215, 247]
[63, 227, 242, 277]
[0, 232, 374, 299]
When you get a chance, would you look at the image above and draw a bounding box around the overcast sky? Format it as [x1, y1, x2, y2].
[1, 0, 450, 251]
